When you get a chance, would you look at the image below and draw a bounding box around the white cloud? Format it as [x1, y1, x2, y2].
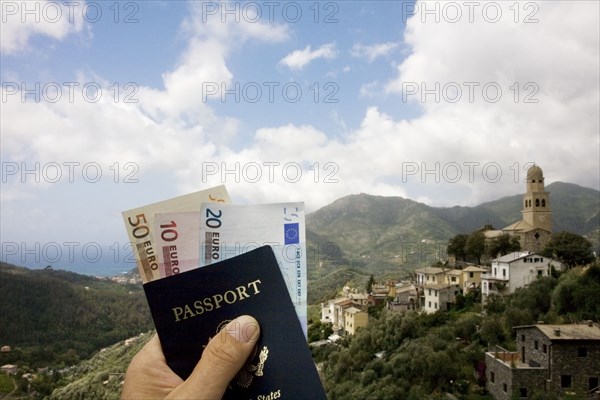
[279, 43, 337, 70]
[350, 42, 399, 63]
[0, 0, 87, 55]
[375, 0, 599, 195]
[2, 0, 598, 246]
[359, 81, 381, 97]
[0, 1, 293, 193]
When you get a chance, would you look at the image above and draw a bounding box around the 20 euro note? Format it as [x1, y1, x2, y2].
[199, 202, 308, 334]
[154, 211, 202, 278]
[121, 186, 230, 283]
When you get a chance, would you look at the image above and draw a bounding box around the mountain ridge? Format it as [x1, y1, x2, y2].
[305, 181, 599, 301]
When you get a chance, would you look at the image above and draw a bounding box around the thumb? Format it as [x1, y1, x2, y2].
[167, 315, 260, 400]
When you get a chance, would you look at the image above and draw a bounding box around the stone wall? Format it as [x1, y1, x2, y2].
[547, 339, 600, 396]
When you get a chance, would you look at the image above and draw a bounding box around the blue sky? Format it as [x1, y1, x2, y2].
[1, 1, 599, 273]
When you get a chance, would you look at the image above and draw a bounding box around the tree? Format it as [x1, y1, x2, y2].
[553, 265, 600, 320]
[447, 234, 468, 261]
[465, 231, 486, 264]
[366, 275, 375, 294]
[542, 231, 594, 268]
[486, 233, 521, 259]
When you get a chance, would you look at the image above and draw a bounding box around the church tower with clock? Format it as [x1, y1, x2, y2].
[501, 164, 553, 252]
[522, 165, 552, 232]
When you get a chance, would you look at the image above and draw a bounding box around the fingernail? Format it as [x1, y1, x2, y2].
[225, 315, 260, 344]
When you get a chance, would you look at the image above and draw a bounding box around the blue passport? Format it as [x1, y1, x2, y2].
[143, 245, 326, 400]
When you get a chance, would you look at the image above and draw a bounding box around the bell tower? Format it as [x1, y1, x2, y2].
[522, 165, 552, 232]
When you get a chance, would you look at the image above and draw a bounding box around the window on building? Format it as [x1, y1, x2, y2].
[537, 270, 543, 276]
[542, 344, 547, 354]
[520, 388, 528, 398]
[502, 269, 506, 277]
[434, 302, 438, 309]
[542, 199, 546, 207]
[428, 301, 431, 308]
[578, 347, 588, 357]
[490, 371, 495, 384]
[451, 277, 456, 282]
[535, 199, 540, 207]
[561, 375, 572, 388]
[428, 289, 431, 296]
[503, 383, 507, 393]
[521, 334, 525, 342]
[590, 377, 599, 392]
[534, 340, 538, 350]
[469, 272, 474, 278]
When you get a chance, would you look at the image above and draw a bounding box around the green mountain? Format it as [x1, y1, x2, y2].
[305, 182, 599, 302]
[0, 263, 153, 368]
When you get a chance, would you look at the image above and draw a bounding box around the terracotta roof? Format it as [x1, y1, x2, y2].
[336, 299, 358, 307]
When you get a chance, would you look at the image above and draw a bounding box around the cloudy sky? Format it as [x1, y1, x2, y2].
[1, 0, 599, 273]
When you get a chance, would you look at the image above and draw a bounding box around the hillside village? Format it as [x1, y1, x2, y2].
[317, 165, 600, 399]
[320, 165, 565, 335]
[1, 165, 598, 400]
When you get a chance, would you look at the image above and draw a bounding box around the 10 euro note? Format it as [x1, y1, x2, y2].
[121, 185, 230, 283]
[154, 211, 201, 278]
[199, 202, 308, 334]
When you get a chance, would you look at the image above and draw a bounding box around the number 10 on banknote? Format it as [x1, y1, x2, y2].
[199, 202, 308, 334]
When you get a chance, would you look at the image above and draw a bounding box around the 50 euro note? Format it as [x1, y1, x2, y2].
[121, 185, 230, 283]
[199, 202, 308, 334]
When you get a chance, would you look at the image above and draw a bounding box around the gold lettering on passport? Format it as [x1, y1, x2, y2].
[256, 390, 282, 400]
[171, 279, 262, 322]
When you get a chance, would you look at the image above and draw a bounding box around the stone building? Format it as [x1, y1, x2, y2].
[486, 322, 600, 399]
[485, 164, 553, 253]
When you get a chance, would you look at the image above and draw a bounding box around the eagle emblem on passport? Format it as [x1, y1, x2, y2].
[211, 320, 271, 389]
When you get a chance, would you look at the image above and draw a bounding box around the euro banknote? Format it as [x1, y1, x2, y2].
[154, 211, 201, 278]
[121, 185, 229, 283]
[199, 202, 307, 333]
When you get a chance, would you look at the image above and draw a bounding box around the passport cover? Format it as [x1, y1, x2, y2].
[143, 245, 326, 400]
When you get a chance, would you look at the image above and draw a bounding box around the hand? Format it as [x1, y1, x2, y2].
[121, 315, 260, 400]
